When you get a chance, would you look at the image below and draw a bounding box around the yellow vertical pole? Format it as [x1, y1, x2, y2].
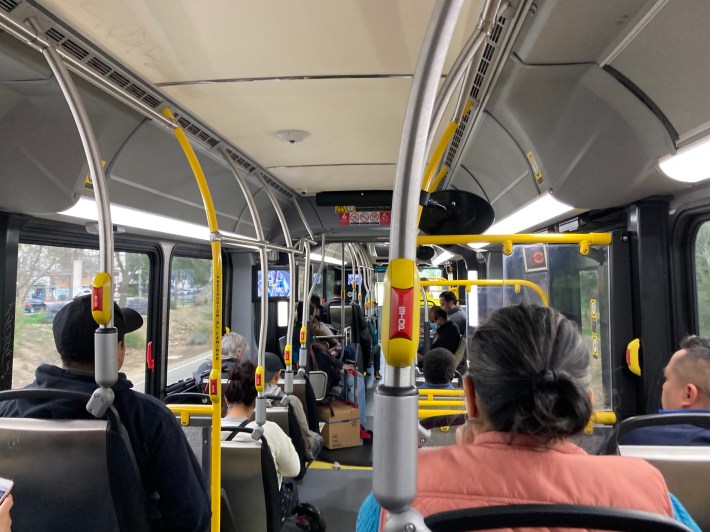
[162, 108, 221, 531]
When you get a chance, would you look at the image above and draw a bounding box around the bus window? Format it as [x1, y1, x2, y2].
[14, 244, 150, 391]
[167, 256, 212, 383]
[500, 244, 612, 411]
[694, 221, 710, 336]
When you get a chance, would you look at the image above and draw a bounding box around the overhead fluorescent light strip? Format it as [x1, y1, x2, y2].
[310, 253, 342, 265]
[59, 196, 255, 245]
[469, 193, 574, 250]
[659, 135, 710, 183]
[432, 250, 454, 266]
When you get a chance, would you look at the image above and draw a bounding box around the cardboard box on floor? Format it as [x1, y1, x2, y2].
[318, 401, 360, 449]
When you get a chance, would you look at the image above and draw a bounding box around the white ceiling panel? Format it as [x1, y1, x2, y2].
[271, 164, 395, 194]
[162, 77, 411, 167]
[36, 0, 484, 195]
[610, 0, 710, 141]
[37, 0, 483, 84]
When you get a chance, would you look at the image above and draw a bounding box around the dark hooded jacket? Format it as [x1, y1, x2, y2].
[0, 364, 210, 532]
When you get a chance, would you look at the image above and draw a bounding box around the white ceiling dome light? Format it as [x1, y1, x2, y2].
[276, 130, 310, 145]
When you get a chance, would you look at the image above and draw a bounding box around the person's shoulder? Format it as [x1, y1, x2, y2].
[116, 387, 174, 416]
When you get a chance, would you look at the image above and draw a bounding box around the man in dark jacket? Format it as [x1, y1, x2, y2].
[0, 295, 210, 531]
[429, 306, 461, 355]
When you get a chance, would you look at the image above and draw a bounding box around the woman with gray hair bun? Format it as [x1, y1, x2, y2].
[408, 304, 696, 527]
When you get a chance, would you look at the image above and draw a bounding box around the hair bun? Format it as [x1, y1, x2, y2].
[533, 369, 558, 391]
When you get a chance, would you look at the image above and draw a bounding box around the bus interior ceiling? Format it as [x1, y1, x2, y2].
[0, 1, 706, 242]
[0, 0, 710, 529]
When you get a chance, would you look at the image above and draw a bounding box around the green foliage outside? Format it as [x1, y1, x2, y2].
[695, 223, 710, 335]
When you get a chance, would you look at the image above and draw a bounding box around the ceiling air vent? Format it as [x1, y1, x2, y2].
[60, 39, 89, 60]
[108, 71, 129, 88]
[471, 15, 506, 102]
[9, 6, 295, 200]
[438, 14, 508, 188]
[126, 84, 146, 99]
[0, 0, 18, 12]
[87, 57, 111, 76]
[142, 94, 161, 108]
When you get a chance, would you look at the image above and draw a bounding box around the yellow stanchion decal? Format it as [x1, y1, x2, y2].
[382, 258, 420, 368]
[284, 344, 292, 365]
[300, 326, 307, 345]
[91, 272, 112, 325]
[255, 365, 265, 392]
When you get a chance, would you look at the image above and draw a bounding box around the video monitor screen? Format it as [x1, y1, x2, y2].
[347, 273, 362, 286]
[256, 269, 291, 298]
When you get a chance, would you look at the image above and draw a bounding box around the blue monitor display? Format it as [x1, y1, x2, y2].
[347, 273, 362, 286]
[256, 269, 291, 298]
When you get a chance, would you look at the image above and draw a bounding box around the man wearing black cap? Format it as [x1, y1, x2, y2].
[263, 352, 323, 460]
[0, 295, 210, 531]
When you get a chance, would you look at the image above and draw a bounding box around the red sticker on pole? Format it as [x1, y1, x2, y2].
[209, 378, 217, 396]
[389, 287, 413, 340]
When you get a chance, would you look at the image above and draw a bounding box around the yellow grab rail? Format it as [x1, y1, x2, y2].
[421, 279, 549, 307]
[417, 233, 612, 256]
[418, 388, 464, 400]
[418, 399, 465, 408]
[419, 409, 466, 419]
[585, 410, 618, 435]
[162, 108, 222, 531]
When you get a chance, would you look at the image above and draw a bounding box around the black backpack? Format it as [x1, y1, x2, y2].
[282, 503, 326, 531]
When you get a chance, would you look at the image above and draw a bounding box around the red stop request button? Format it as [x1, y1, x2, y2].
[389, 287, 413, 340]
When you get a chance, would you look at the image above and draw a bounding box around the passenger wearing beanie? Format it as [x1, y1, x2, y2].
[0, 295, 210, 532]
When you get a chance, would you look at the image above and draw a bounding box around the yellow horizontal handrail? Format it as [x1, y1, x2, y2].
[584, 410, 617, 435]
[417, 233, 612, 246]
[419, 409, 465, 419]
[421, 279, 549, 307]
[166, 404, 213, 416]
[418, 389, 465, 400]
[418, 399, 465, 408]
[591, 410, 617, 425]
[418, 233, 612, 256]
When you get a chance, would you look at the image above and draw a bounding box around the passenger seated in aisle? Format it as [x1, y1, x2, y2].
[194, 331, 249, 383]
[419, 348, 456, 390]
[428, 306, 461, 355]
[360, 304, 698, 531]
[327, 281, 373, 374]
[222, 360, 301, 487]
[0, 295, 210, 532]
[263, 352, 323, 460]
[617, 335, 710, 446]
[305, 304, 370, 439]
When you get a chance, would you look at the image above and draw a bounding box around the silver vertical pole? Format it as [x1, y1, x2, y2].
[255, 174, 297, 395]
[219, 147, 268, 427]
[292, 198, 316, 240]
[297, 239, 311, 377]
[341, 242, 346, 329]
[376, 2, 463, 531]
[28, 17, 117, 417]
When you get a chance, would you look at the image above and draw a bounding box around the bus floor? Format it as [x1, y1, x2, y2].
[296, 362, 380, 530]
